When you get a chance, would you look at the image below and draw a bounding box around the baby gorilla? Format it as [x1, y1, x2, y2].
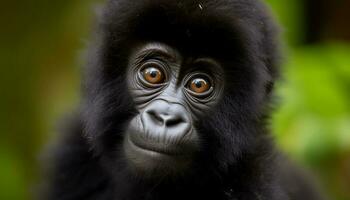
[43, 0, 326, 200]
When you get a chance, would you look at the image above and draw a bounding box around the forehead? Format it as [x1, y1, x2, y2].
[118, 3, 247, 62]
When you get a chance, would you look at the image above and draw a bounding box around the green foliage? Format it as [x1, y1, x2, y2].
[272, 44, 350, 200]
[274, 44, 350, 157]
[0, 145, 27, 200]
[266, 0, 305, 45]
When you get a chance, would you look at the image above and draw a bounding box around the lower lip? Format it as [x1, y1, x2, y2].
[127, 134, 180, 156]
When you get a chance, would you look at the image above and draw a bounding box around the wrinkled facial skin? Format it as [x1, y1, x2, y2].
[123, 43, 224, 177]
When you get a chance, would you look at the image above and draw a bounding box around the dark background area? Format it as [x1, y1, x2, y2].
[0, 0, 349, 199]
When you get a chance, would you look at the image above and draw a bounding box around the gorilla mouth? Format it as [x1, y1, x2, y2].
[127, 133, 186, 156]
[124, 132, 195, 174]
[123, 114, 198, 172]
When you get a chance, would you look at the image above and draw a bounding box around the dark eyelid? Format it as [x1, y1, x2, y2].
[190, 74, 210, 83]
[187, 73, 212, 88]
[140, 59, 165, 70]
[135, 49, 175, 65]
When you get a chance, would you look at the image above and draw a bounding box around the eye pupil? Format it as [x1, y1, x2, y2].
[150, 70, 157, 78]
[194, 80, 202, 88]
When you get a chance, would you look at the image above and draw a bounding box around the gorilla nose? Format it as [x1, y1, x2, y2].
[146, 110, 185, 127]
[141, 100, 190, 134]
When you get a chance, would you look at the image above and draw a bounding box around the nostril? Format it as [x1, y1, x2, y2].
[147, 110, 164, 125]
[165, 117, 184, 127]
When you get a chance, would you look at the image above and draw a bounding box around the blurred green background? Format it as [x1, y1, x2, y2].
[0, 0, 349, 199]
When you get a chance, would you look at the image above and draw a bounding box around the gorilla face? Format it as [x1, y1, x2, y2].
[124, 43, 224, 175]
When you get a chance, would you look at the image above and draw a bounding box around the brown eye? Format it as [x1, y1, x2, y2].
[188, 77, 211, 94]
[142, 66, 165, 84]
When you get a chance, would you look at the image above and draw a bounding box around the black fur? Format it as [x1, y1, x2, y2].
[43, 0, 325, 199]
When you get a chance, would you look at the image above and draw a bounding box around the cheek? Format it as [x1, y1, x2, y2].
[126, 115, 143, 133]
[127, 86, 165, 110]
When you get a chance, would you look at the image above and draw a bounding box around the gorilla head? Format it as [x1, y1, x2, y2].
[45, 1, 327, 199]
[83, 0, 278, 180]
